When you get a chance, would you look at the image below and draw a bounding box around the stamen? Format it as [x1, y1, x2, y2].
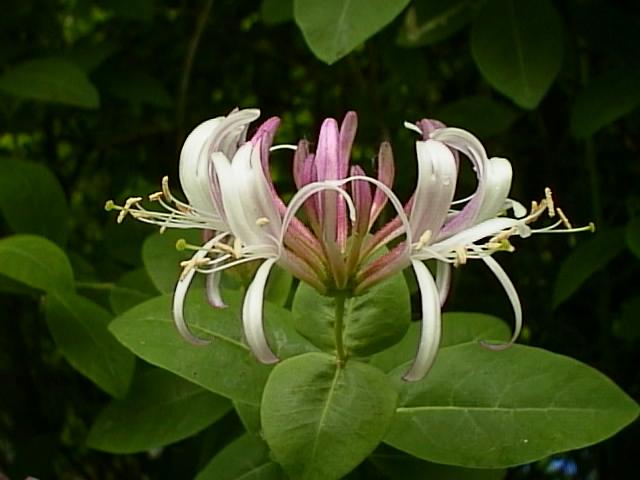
[149, 191, 163, 201]
[117, 197, 142, 223]
[415, 230, 432, 250]
[256, 217, 270, 226]
[556, 208, 572, 229]
[179, 258, 212, 280]
[453, 246, 467, 267]
[544, 187, 556, 217]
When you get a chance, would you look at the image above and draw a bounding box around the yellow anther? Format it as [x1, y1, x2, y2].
[453, 246, 467, 267]
[415, 230, 432, 250]
[233, 237, 243, 256]
[256, 217, 270, 227]
[530, 200, 538, 214]
[117, 197, 142, 223]
[544, 187, 556, 218]
[161, 176, 174, 202]
[149, 191, 163, 201]
[556, 208, 573, 229]
[214, 242, 238, 256]
[179, 258, 211, 280]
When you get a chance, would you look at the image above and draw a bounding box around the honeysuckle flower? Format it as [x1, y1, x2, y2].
[107, 107, 592, 383]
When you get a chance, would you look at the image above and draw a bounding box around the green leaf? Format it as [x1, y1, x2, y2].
[385, 343, 639, 468]
[292, 270, 410, 356]
[371, 445, 506, 480]
[142, 229, 202, 293]
[110, 289, 315, 404]
[196, 433, 285, 480]
[571, 67, 640, 138]
[435, 96, 519, 138]
[0, 159, 70, 246]
[44, 292, 135, 397]
[233, 400, 262, 434]
[294, 0, 411, 64]
[626, 216, 640, 259]
[0, 57, 100, 108]
[109, 268, 157, 315]
[261, 0, 294, 26]
[264, 265, 293, 306]
[262, 352, 397, 480]
[0, 234, 74, 294]
[397, 0, 480, 47]
[371, 312, 510, 372]
[553, 229, 625, 308]
[87, 368, 230, 453]
[470, 0, 563, 109]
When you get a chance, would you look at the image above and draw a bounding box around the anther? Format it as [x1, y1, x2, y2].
[161, 176, 174, 202]
[453, 246, 467, 267]
[556, 208, 572, 229]
[149, 191, 163, 201]
[117, 197, 142, 223]
[544, 187, 556, 217]
[256, 217, 270, 227]
[415, 230, 432, 250]
[179, 258, 211, 280]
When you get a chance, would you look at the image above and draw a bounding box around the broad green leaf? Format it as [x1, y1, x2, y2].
[294, 0, 411, 64]
[0, 159, 70, 246]
[435, 96, 519, 138]
[262, 352, 397, 480]
[233, 400, 261, 433]
[553, 229, 625, 308]
[109, 268, 157, 315]
[470, 0, 563, 109]
[370, 445, 505, 480]
[0, 57, 99, 108]
[110, 289, 315, 404]
[292, 269, 410, 356]
[87, 368, 230, 453]
[571, 67, 640, 138]
[196, 433, 285, 480]
[261, 0, 293, 26]
[626, 216, 640, 259]
[371, 312, 510, 372]
[142, 229, 202, 293]
[397, 0, 480, 47]
[385, 343, 639, 468]
[0, 235, 74, 294]
[45, 292, 135, 397]
[264, 265, 293, 306]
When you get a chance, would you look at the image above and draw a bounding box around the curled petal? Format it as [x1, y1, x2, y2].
[435, 261, 451, 307]
[475, 157, 513, 222]
[172, 237, 220, 346]
[417, 119, 446, 139]
[410, 140, 458, 239]
[403, 260, 442, 382]
[242, 258, 279, 364]
[205, 271, 226, 308]
[478, 253, 522, 351]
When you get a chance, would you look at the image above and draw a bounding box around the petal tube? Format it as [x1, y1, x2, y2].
[478, 253, 522, 351]
[403, 260, 442, 382]
[242, 258, 279, 364]
[172, 237, 220, 346]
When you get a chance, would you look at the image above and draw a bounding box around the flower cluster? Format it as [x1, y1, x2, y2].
[107, 108, 592, 381]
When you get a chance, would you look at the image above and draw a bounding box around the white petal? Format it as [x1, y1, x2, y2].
[430, 127, 487, 177]
[179, 118, 224, 217]
[435, 261, 451, 307]
[410, 140, 457, 239]
[172, 237, 220, 346]
[476, 157, 513, 222]
[242, 258, 279, 364]
[205, 271, 226, 308]
[403, 260, 442, 382]
[430, 217, 524, 256]
[478, 254, 522, 350]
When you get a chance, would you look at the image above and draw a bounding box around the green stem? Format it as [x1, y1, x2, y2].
[334, 294, 347, 366]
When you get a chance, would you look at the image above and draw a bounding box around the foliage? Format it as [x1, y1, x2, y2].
[1, 0, 639, 479]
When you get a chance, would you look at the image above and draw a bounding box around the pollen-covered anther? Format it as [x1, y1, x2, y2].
[255, 217, 270, 227]
[556, 208, 573, 229]
[179, 257, 212, 280]
[148, 191, 164, 201]
[117, 196, 143, 223]
[414, 230, 432, 250]
[453, 245, 467, 267]
[544, 187, 556, 217]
